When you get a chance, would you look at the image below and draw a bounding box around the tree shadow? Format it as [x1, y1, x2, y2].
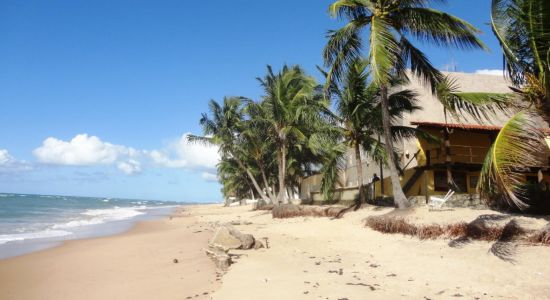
[447, 216, 524, 263]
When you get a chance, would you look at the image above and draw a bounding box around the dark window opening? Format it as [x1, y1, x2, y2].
[434, 170, 467, 192]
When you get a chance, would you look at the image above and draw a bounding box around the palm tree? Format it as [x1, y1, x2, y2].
[478, 0, 549, 210]
[256, 65, 329, 204]
[188, 97, 272, 204]
[217, 157, 256, 205]
[322, 59, 430, 204]
[241, 101, 279, 202]
[324, 0, 486, 208]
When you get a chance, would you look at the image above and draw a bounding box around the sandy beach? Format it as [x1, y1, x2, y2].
[2, 204, 550, 300]
[0, 207, 220, 300]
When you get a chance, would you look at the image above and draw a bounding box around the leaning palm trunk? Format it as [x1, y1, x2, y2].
[380, 86, 410, 209]
[234, 156, 272, 204]
[354, 143, 366, 204]
[259, 164, 276, 202]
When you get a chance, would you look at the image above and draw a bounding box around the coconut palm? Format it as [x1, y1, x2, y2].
[324, 0, 486, 208]
[255, 65, 329, 204]
[321, 59, 432, 204]
[241, 102, 279, 203]
[217, 157, 256, 205]
[187, 97, 272, 204]
[478, 0, 549, 210]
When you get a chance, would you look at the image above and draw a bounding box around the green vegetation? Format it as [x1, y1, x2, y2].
[478, 0, 550, 210]
[322, 59, 424, 205]
[192, 0, 549, 211]
[189, 66, 338, 205]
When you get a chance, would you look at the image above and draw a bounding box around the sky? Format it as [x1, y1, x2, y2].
[0, 0, 506, 202]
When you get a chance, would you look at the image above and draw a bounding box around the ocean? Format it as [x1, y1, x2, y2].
[0, 193, 181, 259]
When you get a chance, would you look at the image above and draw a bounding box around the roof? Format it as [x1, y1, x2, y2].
[410, 121, 502, 132]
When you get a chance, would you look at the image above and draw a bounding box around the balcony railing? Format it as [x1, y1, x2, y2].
[425, 145, 489, 165]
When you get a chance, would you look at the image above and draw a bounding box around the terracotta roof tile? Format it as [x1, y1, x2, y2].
[410, 121, 502, 131]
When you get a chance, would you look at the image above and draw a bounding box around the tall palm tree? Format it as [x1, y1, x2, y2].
[478, 0, 549, 210]
[188, 97, 272, 204]
[256, 65, 328, 204]
[324, 0, 486, 208]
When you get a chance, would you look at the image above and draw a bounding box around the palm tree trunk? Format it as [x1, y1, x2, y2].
[443, 110, 455, 191]
[380, 86, 411, 209]
[234, 155, 271, 204]
[354, 143, 366, 204]
[277, 144, 289, 204]
[378, 134, 385, 195]
[259, 163, 275, 202]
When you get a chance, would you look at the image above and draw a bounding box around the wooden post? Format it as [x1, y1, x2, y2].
[426, 150, 431, 167]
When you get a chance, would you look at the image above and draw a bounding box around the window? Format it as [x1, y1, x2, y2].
[434, 170, 467, 192]
[469, 176, 479, 189]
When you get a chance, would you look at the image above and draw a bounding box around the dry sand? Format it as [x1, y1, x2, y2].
[1, 204, 550, 300]
[191, 205, 550, 300]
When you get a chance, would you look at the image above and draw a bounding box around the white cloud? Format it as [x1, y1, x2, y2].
[149, 133, 220, 171]
[475, 69, 504, 76]
[201, 172, 218, 182]
[0, 149, 13, 165]
[33, 134, 137, 166]
[117, 159, 141, 175]
[0, 149, 32, 173]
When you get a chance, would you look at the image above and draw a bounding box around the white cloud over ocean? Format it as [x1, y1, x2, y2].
[0, 149, 13, 165]
[31, 133, 219, 180]
[117, 159, 142, 175]
[33, 134, 143, 176]
[33, 134, 138, 166]
[0, 149, 32, 173]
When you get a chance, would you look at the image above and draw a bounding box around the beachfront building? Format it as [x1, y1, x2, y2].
[300, 71, 550, 206]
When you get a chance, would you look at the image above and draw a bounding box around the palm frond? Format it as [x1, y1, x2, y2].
[478, 110, 547, 210]
[323, 18, 368, 87]
[186, 134, 214, 146]
[368, 16, 399, 86]
[399, 37, 443, 92]
[436, 75, 516, 122]
[396, 7, 487, 51]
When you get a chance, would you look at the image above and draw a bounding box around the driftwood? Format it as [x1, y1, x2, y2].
[272, 204, 347, 219]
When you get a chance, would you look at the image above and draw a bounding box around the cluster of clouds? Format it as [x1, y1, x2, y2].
[3, 133, 220, 180]
[33, 134, 142, 174]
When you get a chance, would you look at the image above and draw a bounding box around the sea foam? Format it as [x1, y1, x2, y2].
[53, 207, 146, 229]
[0, 230, 73, 245]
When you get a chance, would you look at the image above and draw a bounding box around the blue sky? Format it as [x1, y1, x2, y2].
[0, 0, 505, 202]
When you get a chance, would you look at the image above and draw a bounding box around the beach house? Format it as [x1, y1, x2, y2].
[300, 71, 550, 206]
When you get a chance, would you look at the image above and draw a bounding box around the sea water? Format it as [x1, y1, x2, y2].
[0, 193, 181, 259]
